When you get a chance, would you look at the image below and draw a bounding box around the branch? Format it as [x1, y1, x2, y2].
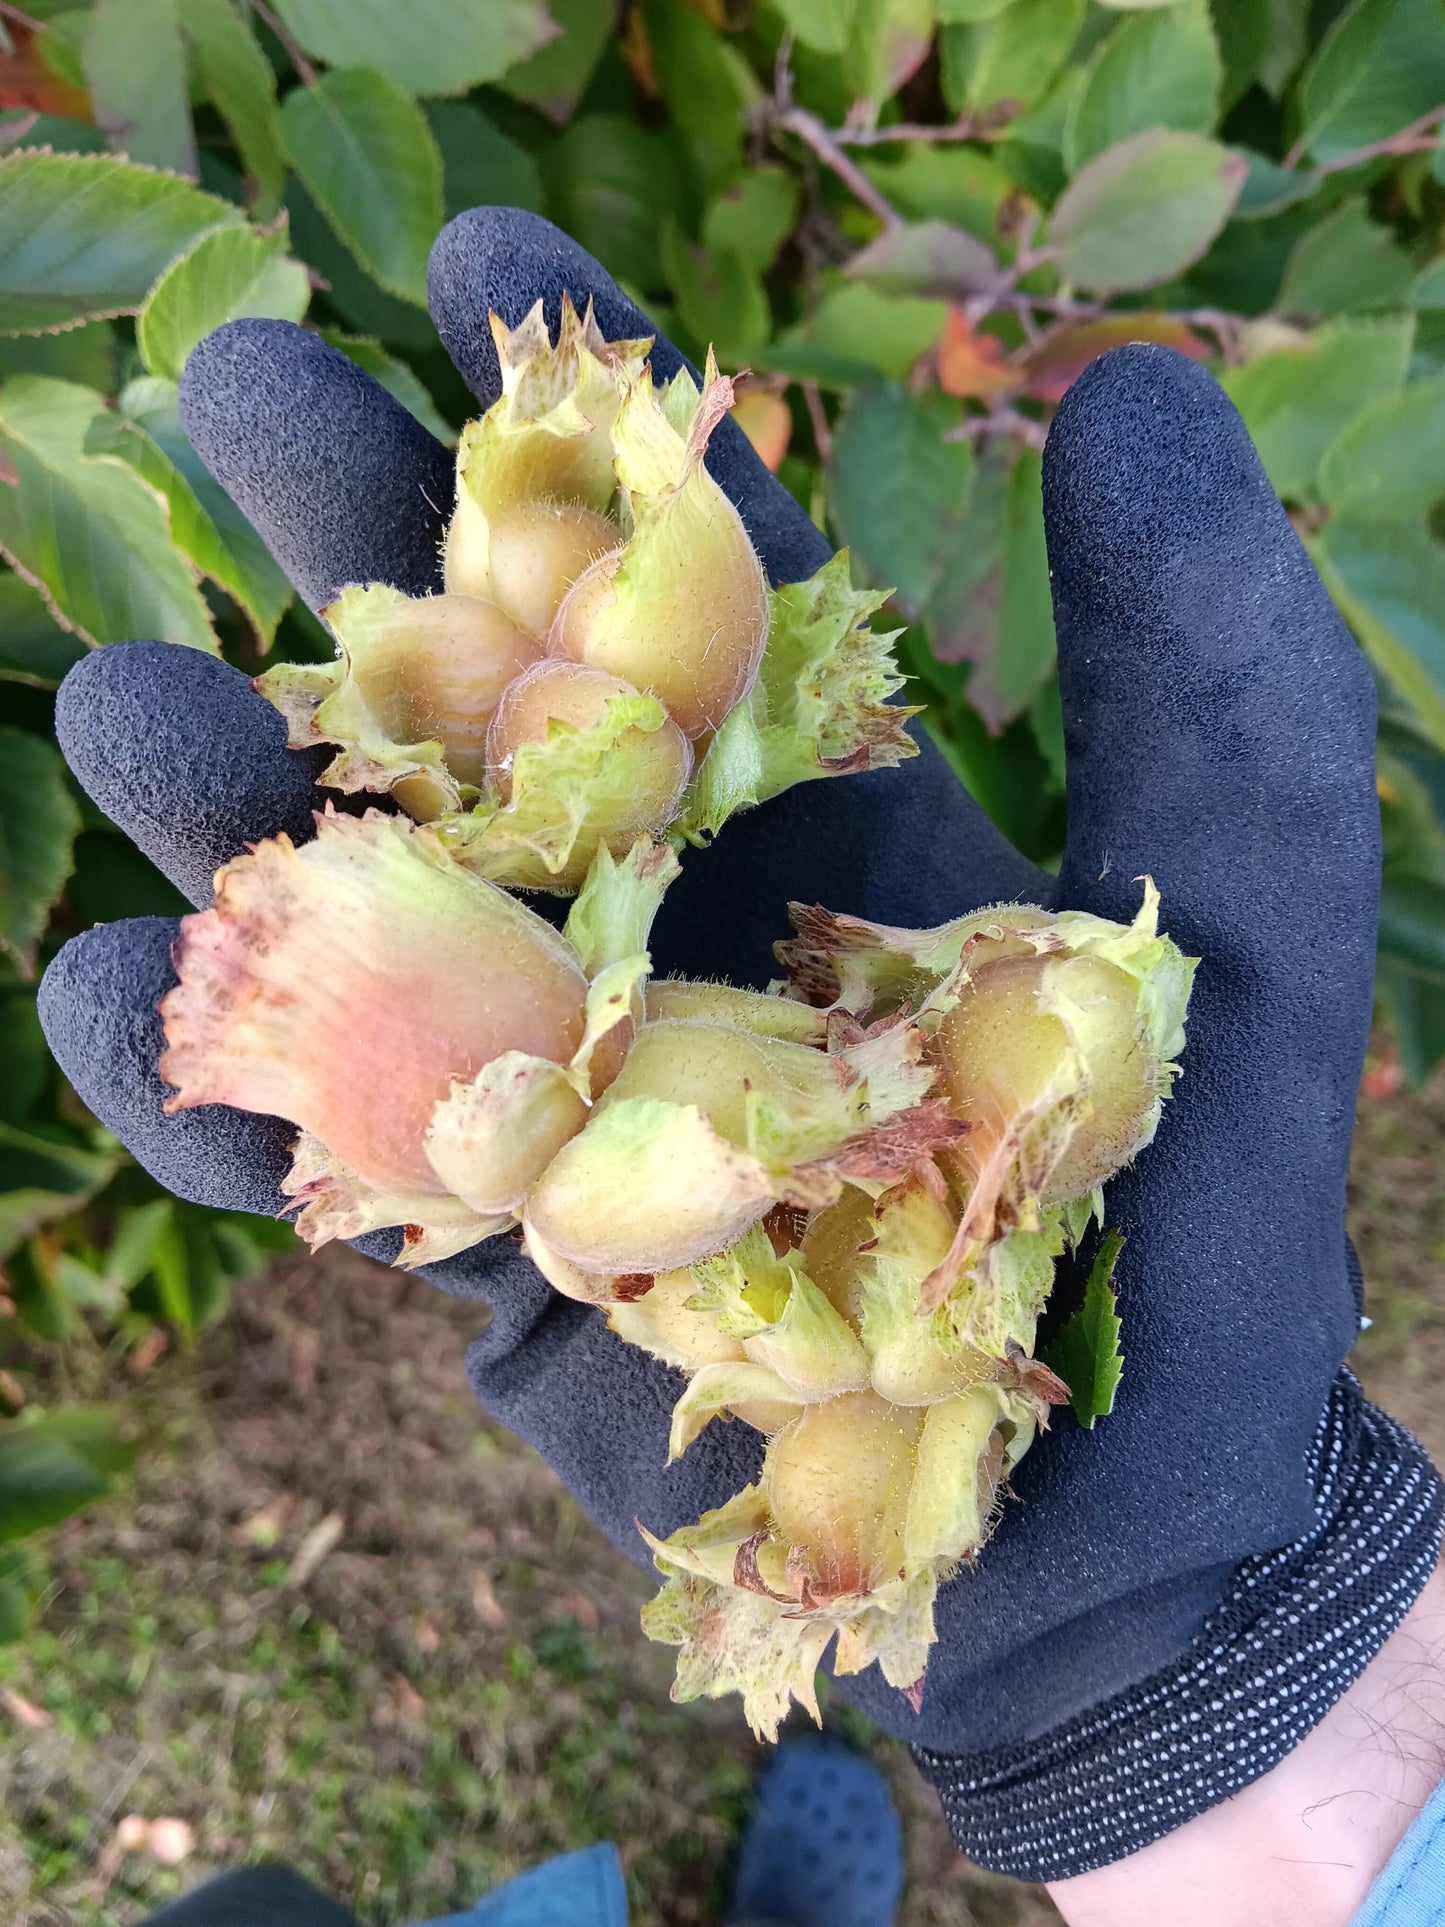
[1284, 102, 1445, 176]
[831, 115, 1012, 149]
[774, 104, 903, 229]
[247, 0, 318, 87]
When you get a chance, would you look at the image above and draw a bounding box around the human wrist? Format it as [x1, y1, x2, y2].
[1048, 1558, 1445, 1927]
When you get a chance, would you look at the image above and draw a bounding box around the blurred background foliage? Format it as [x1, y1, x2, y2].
[0, 0, 1444, 1636]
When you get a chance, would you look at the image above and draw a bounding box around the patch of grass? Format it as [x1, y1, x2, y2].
[0, 1254, 1057, 1927]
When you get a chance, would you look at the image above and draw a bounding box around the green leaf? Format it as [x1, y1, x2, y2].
[1049, 129, 1246, 295]
[1273, 198, 1414, 319]
[0, 572, 86, 687]
[860, 143, 1013, 242]
[112, 373, 293, 647]
[0, 1407, 135, 1543]
[828, 383, 972, 613]
[1065, 0, 1221, 173]
[0, 150, 243, 333]
[0, 1543, 41, 1643]
[1319, 378, 1445, 523]
[1295, 0, 1445, 166]
[1257, 0, 1309, 97]
[1041, 1230, 1125, 1430]
[0, 321, 115, 390]
[83, 0, 195, 177]
[1377, 955, 1445, 1082]
[280, 70, 443, 306]
[0, 375, 219, 650]
[1232, 147, 1317, 221]
[659, 226, 769, 363]
[1311, 518, 1445, 754]
[538, 116, 690, 294]
[0, 1119, 119, 1260]
[951, 0, 1086, 114]
[271, 0, 556, 96]
[781, 282, 947, 381]
[137, 222, 310, 381]
[703, 168, 801, 275]
[645, 0, 755, 191]
[424, 101, 543, 222]
[0, 987, 47, 1125]
[844, 219, 998, 299]
[179, 0, 288, 219]
[772, 0, 851, 52]
[500, 0, 612, 123]
[1380, 876, 1445, 978]
[1222, 315, 1413, 502]
[1208, 0, 1272, 111]
[0, 727, 80, 974]
[919, 445, 1057, 730]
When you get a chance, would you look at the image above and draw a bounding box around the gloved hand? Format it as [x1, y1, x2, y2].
[39, 208, 1441, 1884]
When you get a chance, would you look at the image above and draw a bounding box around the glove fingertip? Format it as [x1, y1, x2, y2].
[55, 640, 330, 909]
[427, 206, 831, 587]
[179, 318, 453, 609]
[38, 918, 294, 1216]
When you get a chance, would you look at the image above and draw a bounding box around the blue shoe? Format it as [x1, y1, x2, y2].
[727, 1738, 903, 1927]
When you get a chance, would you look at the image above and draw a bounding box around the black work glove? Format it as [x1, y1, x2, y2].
[39, 209, 1442, 1882]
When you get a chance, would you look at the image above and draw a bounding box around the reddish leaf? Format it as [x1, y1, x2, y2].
[731, 389, 791, 472]
[0, 25, 92, 119]
[937, 308, 1020, 402]
[1023, 315, 1208, 405]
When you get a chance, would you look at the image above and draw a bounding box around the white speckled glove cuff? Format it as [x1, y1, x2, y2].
[913, 1374, 1444, 1882]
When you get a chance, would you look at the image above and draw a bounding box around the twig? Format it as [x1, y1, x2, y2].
[801, 380, 833, 464]
[945, 405, 1047, 453]
[0, 3, 46, 30]
[830, 115, 1009, 148]
[247, 0, 318, 87]
[1283, 102, 1445, 175]
[775, 104, 902, 228]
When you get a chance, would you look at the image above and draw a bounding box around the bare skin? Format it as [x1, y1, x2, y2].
[1048, 1561, 1445, 1927]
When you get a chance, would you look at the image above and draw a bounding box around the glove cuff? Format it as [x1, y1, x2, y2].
[911, 1373, 1443, 1883]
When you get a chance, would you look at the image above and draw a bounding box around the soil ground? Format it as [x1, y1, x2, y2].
[1, 1061, 1441, 1927]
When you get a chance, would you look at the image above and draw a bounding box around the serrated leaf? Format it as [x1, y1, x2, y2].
[280, 70, 442, 306]
[659, 225, 769, 363]
[0, 150, 243, 334]
[1064, 0, 1221, 172]
[829, 382, 972, 614]
[781, 282, 947, 382]
[1041, 1229, 1124, 1429]
[1310, 519, 1445, 755]
[0, 375, 218, 650]
[1319, 379, 1445, 523]
[1222, 315, 1413, 503]
[424, 100, 543, 222]
[137, 222, 310, 381]
[1274, 199, 1414, 320]
[845, 219, 998, 299]
[501, 0, 611, 123]
[1049, 129, 1245, 295]
[0, 727, 79, 973]
[83, 0, 195, 177]
[0, 572, 87, 687]
[1295, 0, 1445, 165]
[179, 0, 287, 218]
[271, 0, 557, 98]
[114, 374, 293, 647]
[955, 0, 1086, 114]
[703, 168, 800, 275]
